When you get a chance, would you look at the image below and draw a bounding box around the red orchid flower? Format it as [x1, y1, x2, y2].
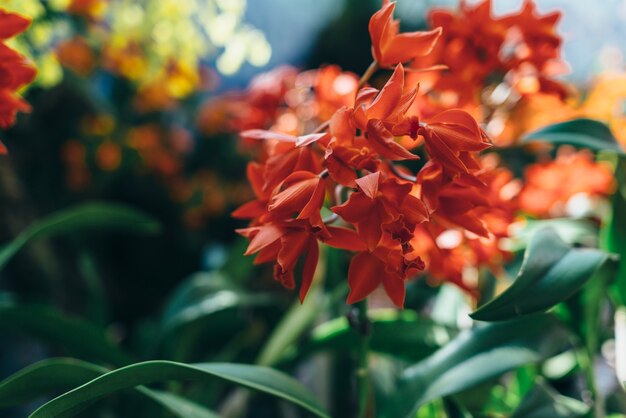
[0, 9, 36, 150]
[369, 0, 442, 68]
[332, 172, 428, 251]
[347, 236, 425, 308]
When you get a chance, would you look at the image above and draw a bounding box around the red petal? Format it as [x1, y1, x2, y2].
[367, 119, 418, 161]
[296, 132, 329, 147]
[0, 11, 30, 39]
[383, 27, 442, 65]
[382, 274, 406, 308]
[238, 225, 282, 255]
[277, 231, 310, 271]
[324, 226, 367, 251]
[367, 64, 404, 121]
[368, 1, 396, 64]
[232, 200, 266, 219]
[299, 239, 319, 303]
[355, 171, 380, 199]
[241, 129, 297, 142]
[347, 252, 385, 304]
[269, 171, 320, 214]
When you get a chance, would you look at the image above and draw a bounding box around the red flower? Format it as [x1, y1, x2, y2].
[0, 10, 36, 149]
[268, 170, 327, 228]
[369, 1, 442, 68]
[347, 238, 425, 308]
[417, 109, 491, 175]
[332, 172, 427, 251]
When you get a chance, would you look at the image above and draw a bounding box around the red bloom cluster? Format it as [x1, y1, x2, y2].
[419, 0, 566, 109]
[0, 9, 36, 152]
[234, 2, 518, 307]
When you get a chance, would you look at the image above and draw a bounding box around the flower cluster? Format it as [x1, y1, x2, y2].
[518, 147, 615, 218]
[0, 9, 36, 152]
[234, 1, 520, 307]
[422, 0, 566, 109]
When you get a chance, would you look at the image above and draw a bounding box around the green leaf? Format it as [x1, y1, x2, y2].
[305, 310, 456, 362]
[0, 358, 219, 418]
[383, 314, 568, 418]
[0, 302, 133, 366]
[0, 202, 160, 270]
[511, 380, 589, 418]
[603, 156, 626, 304]
[507, 218, 598, 252]
[471, 228, 610, 321]
[161, 272, 274, 332]
[29, 360, 330, 418]
[522, 118, 623, 153]
[142, 390, 220, 418]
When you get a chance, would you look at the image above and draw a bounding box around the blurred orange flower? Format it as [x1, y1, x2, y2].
[518, 147, 615, 217]
[56, 37, 96, 76]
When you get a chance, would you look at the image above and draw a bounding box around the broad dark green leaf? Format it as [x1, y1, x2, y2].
[161, 272, 274, 332]
[30, 360, 330, 418]
[522, 118, 623, 153]
[0, 358, 218, 418]
[0, 202, 160, 270]
[382, 314, 569, 418]
[471, 228, 610, 321]
[305, 310, 456, 361]
[0, 302, 133, 366]
[511, 380, 588, 418]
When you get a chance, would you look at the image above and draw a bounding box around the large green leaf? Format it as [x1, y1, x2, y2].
[0, 202, 160, 270]
[511, 380, 588, 418]
[161, 272, 274, 332]
[0, 358, 218, 418]
[522, 118, 623, 153]
[382, 314, 569, 418]
[471, 228, 610, 321]
[304, 310, 456, 362]
[0, 301, 133, 366]
[29, 360, 330, 418]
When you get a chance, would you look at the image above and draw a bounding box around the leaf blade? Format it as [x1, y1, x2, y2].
[0, 202, 161, 270]
[471, 228, 609, 321]
[522, 118, 623, 153]
[0, 358, 219, 418]
[384, 314, 568, 418]
[29, 360, 330, 418]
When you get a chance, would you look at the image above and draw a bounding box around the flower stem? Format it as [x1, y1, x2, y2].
[355, 299, 371, 418]
[356, 61, 380, 92]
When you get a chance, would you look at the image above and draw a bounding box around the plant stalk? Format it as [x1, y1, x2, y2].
[356, 61, 379, 92]
[355, 299, 371, 418]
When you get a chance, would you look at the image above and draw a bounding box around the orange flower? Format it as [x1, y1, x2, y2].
[419, 0, 566, 110]
[369, 1, 442, 68]
[56, 37, 96, 76]
[333, 172, 427, 250]
[232, 4, 522, 306]
[67, 0, 107, 20]
[347, 238, 425, 308]
[518, 147, 615, 218]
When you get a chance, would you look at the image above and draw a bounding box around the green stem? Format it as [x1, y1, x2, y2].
[356, 61, 379, 92]
[576, 346, 604, 418]
[355, 299, 371, 418]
